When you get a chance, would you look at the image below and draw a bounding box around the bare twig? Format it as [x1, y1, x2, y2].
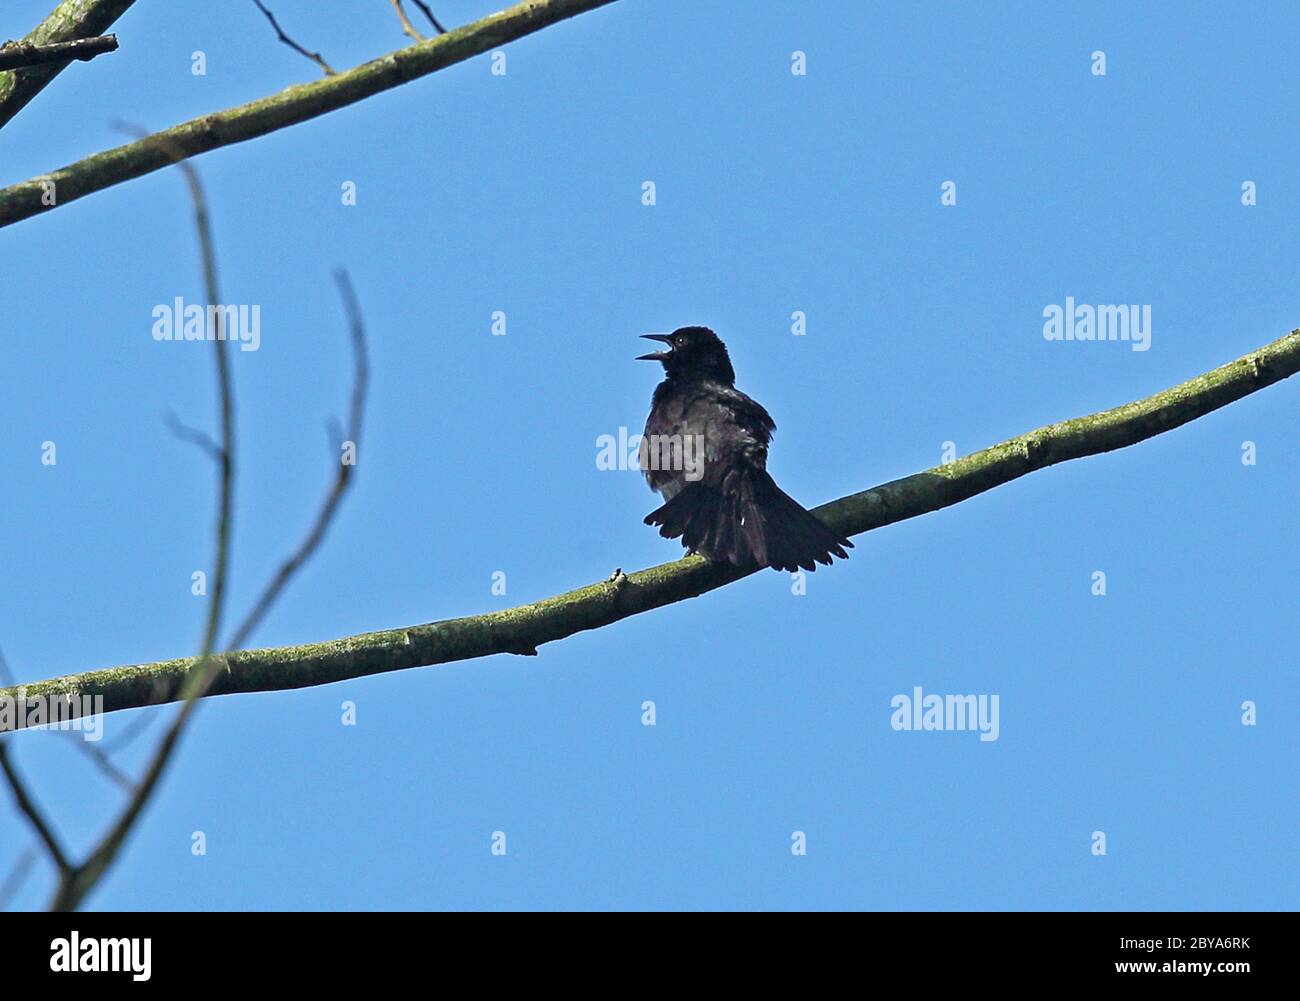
[392, 1, 446, 39]
[252, 0, 336, 76]
[118, 124, 238, 662]
[113, 120, 236, 661]
[6, 117, 365, 909]
[96, 710, 158, 756]
[391, 0, 426, 41]
[164, 410, 223, 462]
[0, 658, 85, 883]
[48, 266, 368, 909]
[410, 1, 448, 34]
[44, 134, 238, 913]
[47, 265, 369, 910]
[0, 744, 71, 875]
[224, 269, 368, 651]
[0, 849, 36, 910]
[78, 746, 135, 793]
[0, 34, 118, 72]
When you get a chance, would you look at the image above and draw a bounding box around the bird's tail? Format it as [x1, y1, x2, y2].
[644, 470, 853, 572]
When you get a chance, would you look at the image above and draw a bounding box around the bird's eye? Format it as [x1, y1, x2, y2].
[674, 336, 684, 347]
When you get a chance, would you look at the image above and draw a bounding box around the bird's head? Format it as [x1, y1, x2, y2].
[637, 325, 736, 384]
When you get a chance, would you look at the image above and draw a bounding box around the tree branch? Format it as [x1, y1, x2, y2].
[4, 328, 1297, 728]
[4, 124, 371, 911]
[0, 645, 132, 804]
[0, 34, 118, 72]
[0, 0, 136, 132]
[44, 268, 368, 916]
[0, 0, 618, 230]
[42, 139, 239, 913]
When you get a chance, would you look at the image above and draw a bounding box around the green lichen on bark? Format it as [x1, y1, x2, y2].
[3, 329, 1297, 731]
[0, 0, 136, 129]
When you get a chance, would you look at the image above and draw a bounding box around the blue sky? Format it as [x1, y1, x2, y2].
[1, 0, 1296, 910]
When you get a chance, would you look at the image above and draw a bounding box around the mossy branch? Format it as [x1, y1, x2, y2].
[0, 0, 618, 229]
[0, 0, 136, 131]
[4, 329, 1297, 730]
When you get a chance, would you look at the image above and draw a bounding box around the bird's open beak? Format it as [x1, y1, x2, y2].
[637, 333, 673, 361]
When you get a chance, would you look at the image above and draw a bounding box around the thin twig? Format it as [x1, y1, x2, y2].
[0, 744, 71, 874]
[97, 709, 159, 756]
[0, 649, 72, 875]
[76, 746, 135, 793]
[0, 848, 36, 910]
[46, 131, 238, 913]
[31, 124, 367, 910]
[0, 34, 118, 72]
[52, 262, 369, 907]
[391, 0, 425, 41]
[113, 121, 236, 663]
[251, 0, 336, 76]
[410, 1, 448, 34]
[391, 1, 448, 40]
[224, 269, 368, 651]
[164, 410, 224, 462]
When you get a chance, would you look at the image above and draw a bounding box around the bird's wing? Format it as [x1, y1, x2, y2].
[684, 383, 775, 484]
[642, 381, 777, 493]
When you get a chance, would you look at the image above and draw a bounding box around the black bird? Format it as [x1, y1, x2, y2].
[637, 325, 852, 572]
